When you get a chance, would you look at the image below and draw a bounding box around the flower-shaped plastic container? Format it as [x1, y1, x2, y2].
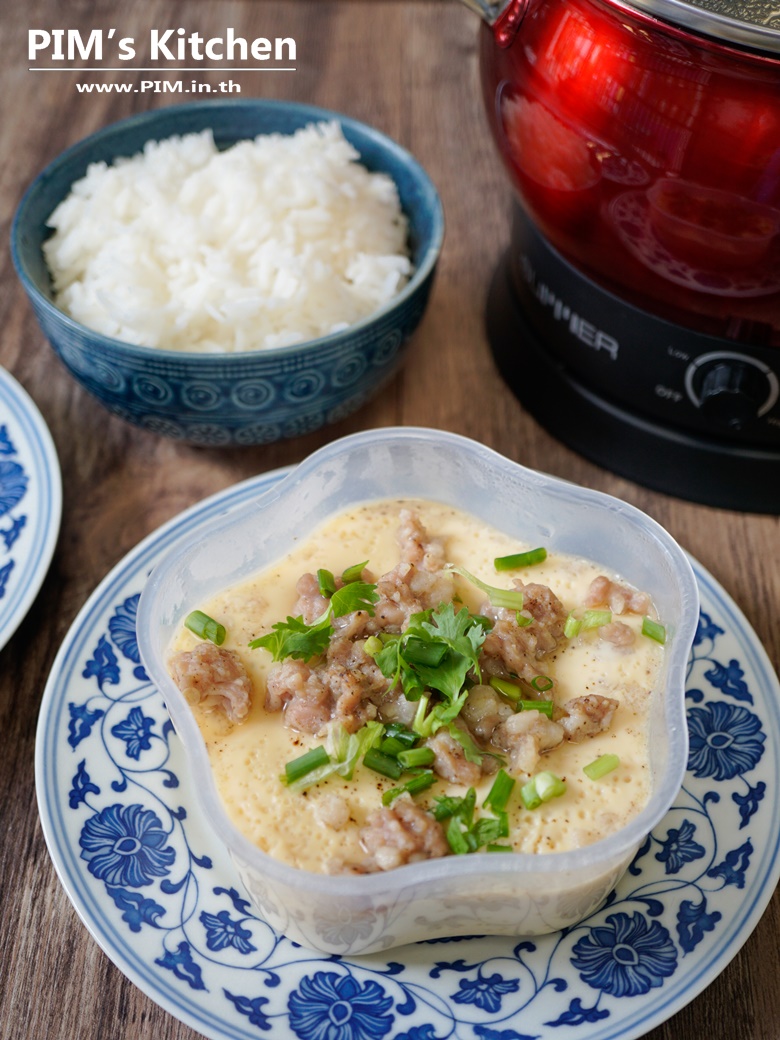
[136, 427, 699, 955]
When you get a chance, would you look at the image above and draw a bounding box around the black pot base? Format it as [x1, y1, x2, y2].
[486, 252, 780, 514]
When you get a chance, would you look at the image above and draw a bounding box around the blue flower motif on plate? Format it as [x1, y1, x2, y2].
[571, 912, 677, 997]
[676, 897, 721, 952]
[0, 561, 13, 599]
[201, 910, 257, 954]
[693, 610, 724, 647]
[0, 459, 28, 516]
[156, 941, 206, 991]
[394, 1026, 439, 1040]
[1, 514, 25, 552]
[288, 972, 394, 1040]
[107, 886, 167, 933]
[655, 819, 705, 874]
[0, 431, 29, 605]
[108, 594, 148, 680]
[707, 839, 753, 889]
[111, 706, 155, 760]
[452, 973, 520, 1013]
[82, 634, 121, 689]
[79, 803, 176, 887]
[0, 424, 16, 456]
[224, 990, 271, 1030]
[687, 701, 765, 781]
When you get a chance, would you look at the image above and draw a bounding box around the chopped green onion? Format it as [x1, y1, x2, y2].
[520, 770, 567, 809]
[471, 816, 506, 846]
[363, 748, 404, 780]
[489, 678, 554, 717]
[363, 635, 383, 657]
[284, 745, 330, 784]
[445, 565, 525, 611]
[380, 736, 408, 758]
[446, 816, 471, 855]
[185, 610, 226, 646]
[487, 844, 513, 853]
[383, 723, 418, 749]
[494, 547, 548, 571]
[403, 637, 448, 667]
[530, 674, 553, 693]
[515, 612, 534, 628]
[483, 769, 515, 813]
[432, 794, 465, 821]
[325, 721, 351, 764]
[564, 611, 582, 638]
[494, 810, 510, 837]
[412, 693, 432, 736]
[327, 720, 383, 781]
[518, 699, 554, 717]
[535, 771, 567, 801]
[581, 609, 612, 630]
[642, 617, 667, 644]
[316, 568, 337, 598]
[437, 784, 513, 855]
[397, 746, 436, 769]
[520, 778, 542, 810]
[583, 753, 620, 780]
[433, 788, 476, 824]
[489, 676, 522, 702]
[381, 770, 436, 805]
[457, 787, 477, 825]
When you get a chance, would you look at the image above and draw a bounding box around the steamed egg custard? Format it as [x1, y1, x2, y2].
[169, 500, 665, 875]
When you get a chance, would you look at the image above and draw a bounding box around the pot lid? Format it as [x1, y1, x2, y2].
[623, 0, 780, 54]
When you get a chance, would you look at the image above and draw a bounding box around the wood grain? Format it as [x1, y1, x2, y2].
[1, 2, 778, 1039]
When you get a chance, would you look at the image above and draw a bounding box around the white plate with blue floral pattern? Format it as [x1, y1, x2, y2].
[0, 366, 61, 653]
[36, 468, 780, 1040]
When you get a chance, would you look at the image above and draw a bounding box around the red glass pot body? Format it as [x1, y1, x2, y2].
[480, 0, 780, 345]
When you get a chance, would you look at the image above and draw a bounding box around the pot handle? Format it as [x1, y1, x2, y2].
[459, 0, 528, 46]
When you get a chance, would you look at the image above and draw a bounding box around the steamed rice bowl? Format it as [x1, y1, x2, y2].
[43, 121, 413, 353]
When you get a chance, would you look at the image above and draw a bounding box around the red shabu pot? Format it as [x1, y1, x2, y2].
[463, 0, 780, 511]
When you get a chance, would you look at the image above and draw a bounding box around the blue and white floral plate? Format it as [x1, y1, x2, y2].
[36, 469, 780, 1040]
[0, 366, 61, 653]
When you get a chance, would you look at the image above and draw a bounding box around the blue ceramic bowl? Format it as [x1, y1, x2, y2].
[11, 101, 443, 446]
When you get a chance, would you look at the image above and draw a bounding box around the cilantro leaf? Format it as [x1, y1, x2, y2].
[374, 633, 427, 702]
[330, 580, 379, 618]
[406, 603, 487, 701]
[249, 614, 333, 662]
[341, 560, 369, 583]
[374, 602, 488, 712]
[249, 578, 378, 663]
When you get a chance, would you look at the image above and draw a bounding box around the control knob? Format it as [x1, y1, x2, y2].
[685, 352, 778, 431]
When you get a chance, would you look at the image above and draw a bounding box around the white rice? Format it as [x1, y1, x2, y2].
[44, 121, 413, 353]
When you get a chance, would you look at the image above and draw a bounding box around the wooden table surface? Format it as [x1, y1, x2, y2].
[2, 2, 779, 1038]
